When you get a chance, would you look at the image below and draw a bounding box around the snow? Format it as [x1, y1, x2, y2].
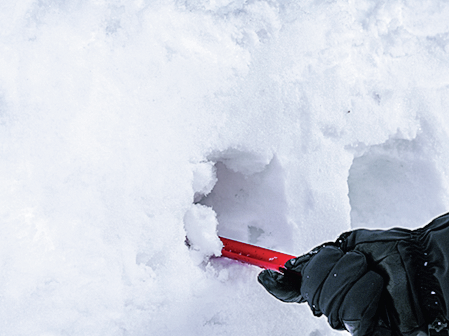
[1, 0, 449, 335]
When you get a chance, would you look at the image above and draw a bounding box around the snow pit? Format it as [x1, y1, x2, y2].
[184, 148, 295, 267]
[348, 135, 447, 230]
[196, 149, 293, 251]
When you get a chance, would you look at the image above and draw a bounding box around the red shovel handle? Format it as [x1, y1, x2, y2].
[219, 236, 296, 272]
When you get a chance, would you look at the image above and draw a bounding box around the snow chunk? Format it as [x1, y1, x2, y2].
[184, 204, 222, 264]
[192, 161, 217, 202]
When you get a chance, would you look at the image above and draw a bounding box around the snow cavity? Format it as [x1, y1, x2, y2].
[184, 148, 294, 266]
[348, 134, 447, 229]
[198, 149, 292, 251]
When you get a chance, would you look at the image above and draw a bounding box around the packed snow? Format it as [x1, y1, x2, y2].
[1, 0, 449, 335]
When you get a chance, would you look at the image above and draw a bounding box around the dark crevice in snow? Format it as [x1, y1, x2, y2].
[347, 136, 446, 229]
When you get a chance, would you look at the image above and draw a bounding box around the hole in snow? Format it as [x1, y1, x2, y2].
[348, 136, 446, 229]
[198, 149, 293, 250]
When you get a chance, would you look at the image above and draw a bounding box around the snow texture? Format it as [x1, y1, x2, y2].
[1, 0, 449, 335]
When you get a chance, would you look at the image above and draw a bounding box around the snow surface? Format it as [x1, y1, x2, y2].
[1, 0, 449, 335]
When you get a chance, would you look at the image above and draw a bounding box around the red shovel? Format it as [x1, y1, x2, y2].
[219, 236, 296, 272]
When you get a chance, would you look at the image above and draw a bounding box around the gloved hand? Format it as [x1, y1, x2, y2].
[257, 253, 312, 303]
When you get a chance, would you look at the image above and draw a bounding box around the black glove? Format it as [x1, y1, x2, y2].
[257, 242, 335, 303]
[257, 253, 312, 303]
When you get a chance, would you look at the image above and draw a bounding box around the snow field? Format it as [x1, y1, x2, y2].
[1, 0, 449, 335]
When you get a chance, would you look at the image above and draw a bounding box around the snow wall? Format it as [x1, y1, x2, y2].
[1, 1, 449, 335]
